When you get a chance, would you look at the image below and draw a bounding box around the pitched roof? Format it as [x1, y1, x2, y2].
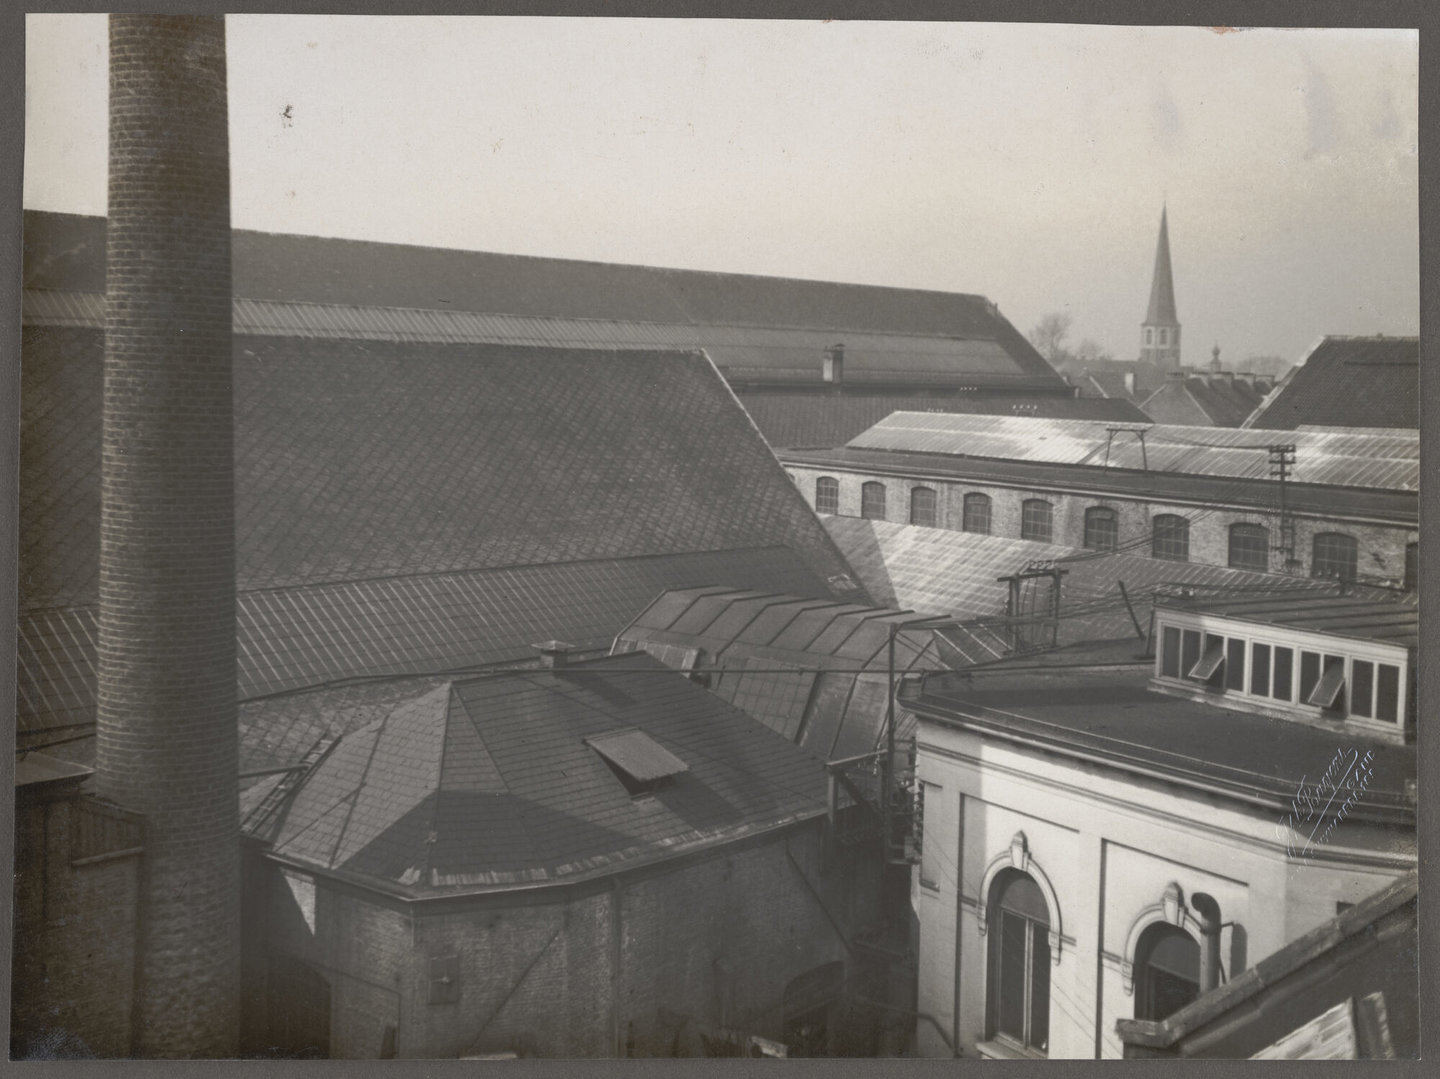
[1243, 336, 1419, 430]
[1144, 206, 1179, 326]
[21, 328, 857, 608]
[245, 654, 828, 894]
[1138, 375, 1263, 427]
[23, 209, 1067, 389]
[736, 392, 1151, 449]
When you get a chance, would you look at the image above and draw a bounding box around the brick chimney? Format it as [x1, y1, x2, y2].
[95, 14, 239, 1056]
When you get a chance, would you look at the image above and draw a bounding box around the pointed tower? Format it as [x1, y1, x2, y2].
[1140, 206, 1182, 370]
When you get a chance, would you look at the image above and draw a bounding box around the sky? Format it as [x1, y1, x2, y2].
[23, 15, 1419, 367]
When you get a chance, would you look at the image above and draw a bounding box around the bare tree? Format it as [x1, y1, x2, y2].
[1027, 312, 1074, 364]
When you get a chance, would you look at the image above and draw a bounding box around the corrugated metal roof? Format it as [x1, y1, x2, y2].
[250, 654, 827, 893]
[845, 412, 1419, 492]
[17, 546, 832, 733]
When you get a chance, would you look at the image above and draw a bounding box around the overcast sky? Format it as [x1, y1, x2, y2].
[24, 15, 1418, 366]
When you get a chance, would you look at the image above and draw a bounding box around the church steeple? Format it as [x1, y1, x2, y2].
[1140, 205, 1182, 369]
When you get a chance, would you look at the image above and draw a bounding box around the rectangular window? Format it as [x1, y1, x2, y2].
[1351, 660, 1374, 718]
[1161, 626, 1181, 678]
[1225, 638, 1247, 691]
[1021, 500, 1053, 544]
[1250, 643, 1271, 697]
[1189, 636, 1226, 684]
[861, 482, 887, 520]
[1376, 664, 1400, 722]
[814, 477, 839, 515]
[1273, 647, 1294, 700]
[1181, 630, 1201, 681]
[1299, 651, 1321, 702]
[1306, 655, 1346, 709]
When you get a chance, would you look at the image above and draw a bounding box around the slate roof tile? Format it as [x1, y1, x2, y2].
[1244, 336, 1419, 430]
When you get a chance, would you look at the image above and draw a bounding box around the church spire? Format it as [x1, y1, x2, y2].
[1140, 205, 1182, 369]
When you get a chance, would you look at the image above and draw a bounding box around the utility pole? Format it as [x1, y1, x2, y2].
[1268, 444, 1299, 573]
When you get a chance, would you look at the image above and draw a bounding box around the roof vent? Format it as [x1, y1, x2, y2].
[823, 343, 845, 384]
[533, 640, 575, 669]
[586, 729, 688, 797]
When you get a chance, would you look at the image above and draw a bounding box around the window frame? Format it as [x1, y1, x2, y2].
[1083, 506, 1119, 552]
[1133, 923, 1201, 1023]
[986, 870, 1051, 1056]
[814, 476, 839, 515]
[910, 486, 938, 528]
[860, 481, 887, 521]
[1020, 499, 1054, 544]
[1227, 523, 1269, 573]
[1311, 532, 1358, 583]
[1151, 514, 1190, 562]
[963, 492, 993, 535]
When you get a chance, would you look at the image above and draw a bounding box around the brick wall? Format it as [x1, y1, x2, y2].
[249, 819, 888, 1058]
[788, 466, 1416, 586]
[95, 14, 240, 1056]
[11, 792, 142, 1057]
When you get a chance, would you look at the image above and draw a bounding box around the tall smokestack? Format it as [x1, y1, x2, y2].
[97, 14, 239, 1056]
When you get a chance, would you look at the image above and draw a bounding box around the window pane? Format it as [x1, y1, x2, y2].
[910, 487, 937, 527]
[1250, 643, 1271, 696]
[815, 477, 839, 515]
[1029, 924, 1051, 1052]
[1152, 515, 1190, 562]
[861, 482, 886, 520]
[1351, 660, 1374, 718]
[1376, 664, 1400, 722]
[1273, 648, 1294, 700]
[1084, 508, 1118, 552]
[1311, 533, 1357, 582]
[1021, 500, 1053, 543]
[1299, 651, 1321, 701]
[1228, 524, 1269, 572]
[1190, 636, 1226, 683]
[1161, 626, 1181, 678]
[963, 494, 992, 535]
[997, 911, 1028, 1043]
[1225, 638, 1246, 691]
[1307, 655, 1346, 709]
[1181, 630, 1201, 680]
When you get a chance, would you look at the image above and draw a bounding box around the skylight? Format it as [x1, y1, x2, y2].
[586, 729, 689, 796]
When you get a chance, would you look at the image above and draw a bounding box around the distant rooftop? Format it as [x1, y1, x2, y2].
[1244, 336, 1419, 431]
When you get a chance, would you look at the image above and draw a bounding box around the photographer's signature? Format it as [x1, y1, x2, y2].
[1275, 746, 1375, 863]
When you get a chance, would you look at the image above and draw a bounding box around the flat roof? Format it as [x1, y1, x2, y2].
[913, 665, 1414, 823]
[1156, 594, 1418, 650]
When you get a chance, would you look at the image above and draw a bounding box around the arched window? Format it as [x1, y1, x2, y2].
[963, 493, 992, 535]
[1311, 533, 1357, 582]
[860, 482, 887, 521]
[988, 870, 1051, 1054]
[1021, 500, 1053, 544]
[1084, 507, 1118, 552]
[814, 476, 839, 515]
[910, 487, 937, 527]
[1228, 523, 1269, 572]
[1133, 923, 1200, 1022]
[1145, 328, 1153, 345]
[1152, 515, 1190, 562]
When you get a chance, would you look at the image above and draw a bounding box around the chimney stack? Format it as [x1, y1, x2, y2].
[534, 640, 576, 669]
[96, 14, 239, 1056]
[823, 343, 845, 384]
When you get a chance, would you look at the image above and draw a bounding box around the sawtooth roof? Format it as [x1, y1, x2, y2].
[242, 653, 828, 895]
[1243, 336, 1419, 431]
